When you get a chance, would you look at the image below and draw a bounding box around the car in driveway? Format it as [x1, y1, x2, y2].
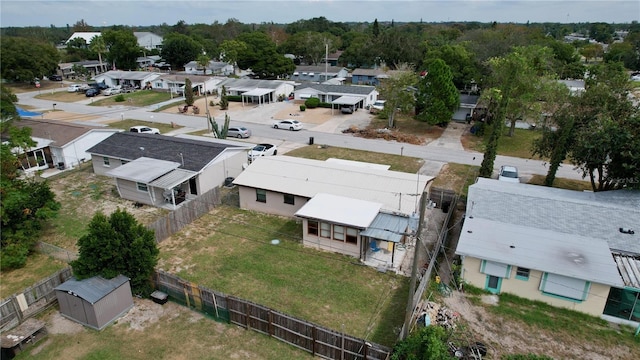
[498, 165, 520, 183]
[49, 74, 63, 81]
[273, 119, 303, 131]
[67, 84, 82, 92]
[102, 86, 121, 96]
[227, 126, 251, 138]
[248, 143, 277, 162]
[369, 100, 386, 114]
[341, 106, 354, 114]
[130, 125, 160, 134]
[85, 88, 100, 97]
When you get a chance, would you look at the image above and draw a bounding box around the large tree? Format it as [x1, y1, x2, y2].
[71, 209, 159, 296]
[236, 32, 294, 79]
[422, 43, 479, 89]
[415, 59, 460, 126]
[0, 37, 60, 82]
[376, 65, 418, 128]
[218, 39, 248, 75]
[102, 28, 141, 70]
[89, 35, 108, 73]
[161, 32, 202, 70]
[1, 87, 60, 269]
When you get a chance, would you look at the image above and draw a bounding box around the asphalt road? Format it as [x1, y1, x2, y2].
[17, 89, 586, 181]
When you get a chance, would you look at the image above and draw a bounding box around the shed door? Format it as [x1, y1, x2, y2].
[67, 295, 88, 325]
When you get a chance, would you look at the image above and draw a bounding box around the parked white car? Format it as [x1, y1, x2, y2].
[498, 165, 520, 183]
[102, 86, 121, 96]
[130, 126, 160, 134]
[67, 84, 82, 92]
[273, 119, 303, 131]
[248, 143, 277, 162]
[370, 100, 386, 114]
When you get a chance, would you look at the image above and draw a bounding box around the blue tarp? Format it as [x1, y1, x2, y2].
[16, 107, 42, 117]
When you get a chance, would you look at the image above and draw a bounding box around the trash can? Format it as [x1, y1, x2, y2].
[57, 162, 65, 170]
[309, 137, 314, 145]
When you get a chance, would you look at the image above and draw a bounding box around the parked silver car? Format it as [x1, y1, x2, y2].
[227, 126, 251, 138]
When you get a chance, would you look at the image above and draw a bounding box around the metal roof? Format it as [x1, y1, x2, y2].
[55, 275, 130, 304]
[233, 156, 432, 215]
[467, 178, 640, 253]
[242, 88, 274, 96]
[106, 157, 180, 183]
[457, 217, 624, 287]
[360, 213, 412, 242]
[294, 193, 381, 228]
[613, 252, 640, 288]
[331, 96, 364, 105]
[148, 168, 196, 189]
[295, 83, 376, 96]
[218, 78, 289, 90]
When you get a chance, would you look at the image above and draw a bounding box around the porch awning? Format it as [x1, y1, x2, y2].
[331, 96, 362, 106]
[106, 157, 180, 183]
[360, 213, 412, 243]
[149, 168, 196, 189]
[295, 193, 381, 228]
[242, 88, 273, 96]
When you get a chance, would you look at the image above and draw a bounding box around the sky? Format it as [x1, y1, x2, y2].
[0, 0, 638, 28]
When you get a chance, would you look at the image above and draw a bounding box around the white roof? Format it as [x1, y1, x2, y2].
[233, 156, 432, 215]
[242, 88, 273, 96]
[457, 217, 624, 287]
[66, 32, 101, 44]
[106, 157, 180, 183]
[295, 193, 381, 228]
[325, 158, 390, 170]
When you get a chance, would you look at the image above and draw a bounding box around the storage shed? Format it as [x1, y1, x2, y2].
[54, 275, 133, 330]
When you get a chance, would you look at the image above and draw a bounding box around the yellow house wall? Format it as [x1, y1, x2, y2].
[461, 256, 610, 317]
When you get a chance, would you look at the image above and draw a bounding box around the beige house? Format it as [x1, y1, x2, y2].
[232, 156, 433, 271]
[456, 178, 640, 321]
[87, 133, 251, 209]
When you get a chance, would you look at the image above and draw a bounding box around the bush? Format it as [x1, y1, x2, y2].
[300, 105, 306, 111]
[0, 243, 29, 270]
[227, 95, 242, 102]
[304, 97, 320, 108]
[209, 100, 215, 106]
[114, 94, 126, 102]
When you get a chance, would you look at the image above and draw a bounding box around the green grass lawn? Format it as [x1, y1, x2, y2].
[527, 174, 593, 191]
[89, 90, 172, 107]
[158, 206, 408, 346]
[285, 145, 424, 173]
[463, 125, 543, 159]
[0, 254, 67, 298]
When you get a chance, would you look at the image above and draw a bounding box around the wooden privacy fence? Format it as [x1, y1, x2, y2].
[0, 267, 73, 332]
[154, 270, 392, 360]
[147, 187, 221, 243]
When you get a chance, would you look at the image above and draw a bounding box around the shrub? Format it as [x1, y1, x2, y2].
[114, 94, 125, 102]
[209, 100, 215, 106]
[304, 97, 320, 108]
[300, 105, 306, 111]
[227, 95, 242, 102]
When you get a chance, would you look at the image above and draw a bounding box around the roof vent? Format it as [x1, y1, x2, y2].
[619, 228, 635, 235]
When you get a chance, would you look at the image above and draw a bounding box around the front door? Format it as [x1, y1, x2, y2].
[485, 275, 502, 294]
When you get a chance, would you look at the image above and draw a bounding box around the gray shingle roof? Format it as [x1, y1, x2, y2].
[87, 132, 240, 172]
[467, 178, 640, 253]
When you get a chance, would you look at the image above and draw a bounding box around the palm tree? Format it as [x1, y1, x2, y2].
[89, 35, 107, 73]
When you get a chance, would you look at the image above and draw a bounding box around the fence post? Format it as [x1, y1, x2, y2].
[245, 301, 251, 330]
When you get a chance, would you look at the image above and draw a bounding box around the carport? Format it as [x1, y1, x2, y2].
[241, 88, 274, 107]
[331, 96, 363, 114]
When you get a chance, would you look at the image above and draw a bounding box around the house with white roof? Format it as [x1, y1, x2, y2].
[293, 84, 379, 112]
[184, 60, 234, 76]
[65, 32, 163, 51]
[290, 65, 349, 83]
[232, 156, 433, 270]
[93, 70, 161, 90]
[216, 78, 295, 106]
[456, 178, 640, 323]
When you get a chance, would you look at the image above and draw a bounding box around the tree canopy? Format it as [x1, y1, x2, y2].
[102, 28, 141, 70]
[71, 209, 159, 295]
[415, 59, 460, 126]
[0, 36, 60, 82]
[161, 32, 202, 70]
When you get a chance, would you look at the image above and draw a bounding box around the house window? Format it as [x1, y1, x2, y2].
[256, 189, 266, 203]
[333, 225, 344, 241]
[284, 193, 295, 205]
[346, 228, 358, 244]
[136, 182, 148, 192]
[121, 160, 129, 165]
[486, 275, 501, 294]
[540, 273, 590, 301]
[320, 222, 331, 238]
[103, 157, 110, 166]
[308, 221, 318, 236]
[516, 267, 530, 280]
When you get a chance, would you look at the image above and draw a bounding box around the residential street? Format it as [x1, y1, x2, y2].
[17, 89, 586, 181]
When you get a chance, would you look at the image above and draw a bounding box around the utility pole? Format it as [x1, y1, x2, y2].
[401, 191, 428, 340]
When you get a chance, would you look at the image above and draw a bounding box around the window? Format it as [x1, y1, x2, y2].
[256, 189, 266, 203]
[486, 275, 501, 294]
[540, 273, 590, 301]
[333, 225, 344, 241]
[346, 228, 358, 244]
[284, 193, 295, 205]
[121, 160, 129, 165]
[320, 222, 331, 238]
[136, 182, 148, 192]
[308, 221, 318, 236]
[103, 157, 110, 166]
[516, 267, 530, 280]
